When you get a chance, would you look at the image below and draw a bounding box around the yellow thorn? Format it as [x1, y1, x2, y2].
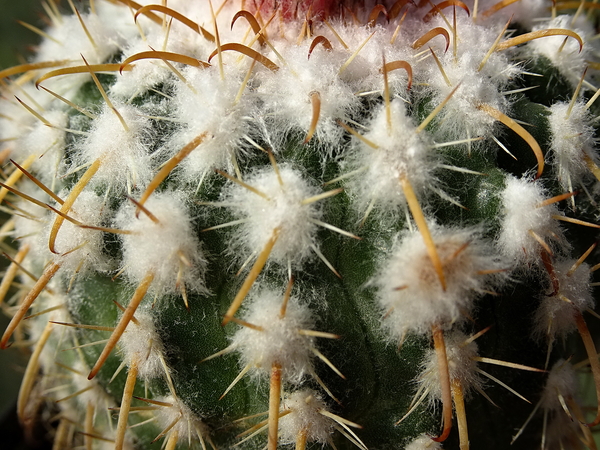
[81, 55, 129, 132]
[50, 321, 115, 332]
[134, 5, 214, 41]
[416, 83, 461, 133]
[495, 29, 583, 52]
[412, 27, 450, 52]
[48, 157, 101, 254]
[553, 214, 600, 228]
[222, 228, 280, 325]
[479, 17, 511, 72]
[339, 31, 376, 74]
[280, 276, 294, 318]
[399, 175, 446, 290]
[137, 132, 208, 209]
[14, 97, 51, 126]
[478, 103, 544, 178]
[295, 428, 308, 450]
[85, 402, 95, 450]
[566, 68, 587, 119]
[537, 191, 577, 208]
[56, 385, 94, 403]
[17, 320, 53, 422]
[268, 363, 282, 450]
[52, 419, 70, 450]
[431, 325, 452, 442]
[479, 0, 519, 18]
[164, 429, 179, 450]
[568, 242, 596, 276]
[304, 91, 321, 144]
[0, 60, 71, 80]
[10, 159, 64, 205]
[0, 154, 36, 204]
[220, 363, 251, 399]
[337, 121, 379, 149]
[88, 272, 154, 379]
[429, 47, 452, 87]
[216, 169, 270, 200]
[228, 316, 265, 331]
[311, 346, 346, 379]
[115, 360, 139, 450]
[265, 149, 283, 186]
[323, 19, 348, 49]
[1, 262, 61, 349]
[472, 356, 544, 372]
[67, 0, 97, 49]
[452, 379, 470, 450]
[0, 244, 29, 305]
[35, 63, 132, 87]
[301, 188, 343, 205]
[17, 20, 62, 45]
[574, 311, 600, 426]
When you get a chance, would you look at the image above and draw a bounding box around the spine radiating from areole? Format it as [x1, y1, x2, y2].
[0, 1, 599, 449]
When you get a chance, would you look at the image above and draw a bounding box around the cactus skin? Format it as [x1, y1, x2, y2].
[1, 1, 600, 449]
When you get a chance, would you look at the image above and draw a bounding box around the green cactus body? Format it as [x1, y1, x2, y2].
[0, 1, 599, 449]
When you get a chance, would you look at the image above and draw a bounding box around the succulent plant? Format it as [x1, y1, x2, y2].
[1, 0, 600, 449]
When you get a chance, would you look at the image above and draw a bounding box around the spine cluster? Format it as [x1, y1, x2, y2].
[0, 1, 599, 449]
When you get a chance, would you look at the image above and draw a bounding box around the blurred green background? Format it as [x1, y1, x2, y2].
[0, 1, 50, 449]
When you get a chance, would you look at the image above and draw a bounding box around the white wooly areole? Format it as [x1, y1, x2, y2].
[376, 227, 503, 338]
[231, 289, 318, 384]
[344, 99, 436, 220]
[116, 191, 207, 297]
[548, 101, 599, 194]
[227, 287, 344, 450]
[533, 258, 594, 342]
[73, 102, 154, 192]
[497, 175, 566, 265]
[227, 166, 323, 267]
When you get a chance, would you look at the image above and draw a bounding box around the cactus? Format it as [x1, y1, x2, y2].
[1, 0, 600, 449]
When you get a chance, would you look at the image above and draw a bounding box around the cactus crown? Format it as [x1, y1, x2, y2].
[1, 1, 600, 449]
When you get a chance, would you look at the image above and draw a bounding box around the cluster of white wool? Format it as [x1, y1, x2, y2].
[498, 175, 565, 264]
[345, 99, 436, 218]
[42, 190, 109, 273]
[0, 84, 56, 146]
[226, 166, 323, 267]
[418, 331, 482, 403]
[61, 359, 117, 412]
[153, 395, 210, 445]
[279, 389, 334, 445]
[528, 15, 595, 88]
[255, 42, 360, 147]
[548, 101, 598, 192]
[3, 0, 600, 448]
[170, 68, 254, 181]
[540, 360, 578, 412]
[73, 102, 153, 191]
[118, 309, 166, 380]
[116, 192, 207, 296]
[532, 259, 594, 341]
[404, 434, 442, 450]
[376, 227, 502, 337]
[231, 289, 316, 383]
[31, 13, 121, 96]
[16, 110, 67, 184]
[420, 14, 518, 142]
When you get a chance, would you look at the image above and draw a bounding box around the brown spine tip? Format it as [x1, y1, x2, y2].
[246, 0, 356, 21]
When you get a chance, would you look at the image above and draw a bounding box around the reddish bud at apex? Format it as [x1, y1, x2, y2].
[246, 0, 354, 21]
